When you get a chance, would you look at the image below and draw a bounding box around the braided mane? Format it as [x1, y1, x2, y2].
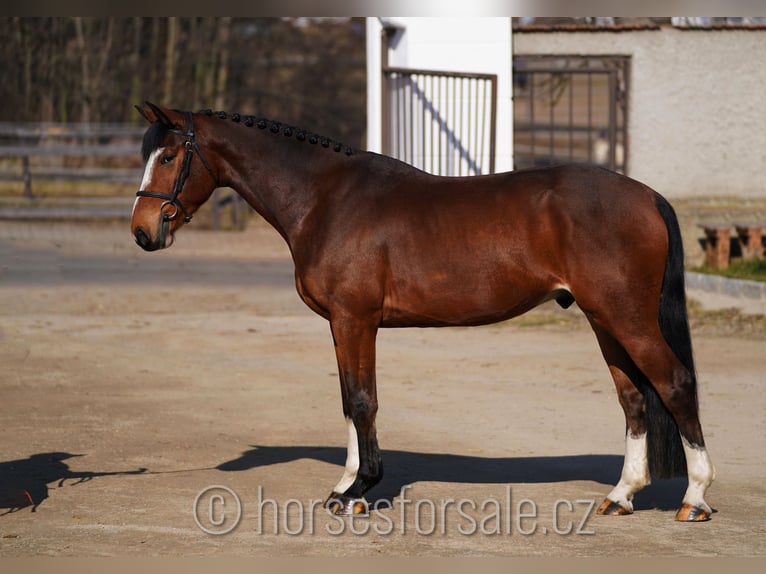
[198, 109, 354, 156]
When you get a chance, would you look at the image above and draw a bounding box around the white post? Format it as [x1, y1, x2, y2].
[365, 18, 383, 154]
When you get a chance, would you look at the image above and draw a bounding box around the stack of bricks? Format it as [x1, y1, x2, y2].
[698, 222, 765, 269]
[735, 223, 765, 260]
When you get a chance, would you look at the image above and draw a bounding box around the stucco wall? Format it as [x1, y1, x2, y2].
[514, 28, 766, 198]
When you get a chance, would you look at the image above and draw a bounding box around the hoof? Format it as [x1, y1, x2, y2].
[324, 492, 369, 516]
[597, 498, 633, 516]
[675, 503, 711, 522]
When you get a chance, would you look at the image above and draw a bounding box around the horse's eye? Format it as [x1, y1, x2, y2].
[159, 154, 176, 165]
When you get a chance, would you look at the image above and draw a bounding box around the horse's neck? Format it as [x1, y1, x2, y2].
[217, 130, 341, 246]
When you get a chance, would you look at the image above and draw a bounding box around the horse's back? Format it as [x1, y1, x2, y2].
[298, 160, 668, 328]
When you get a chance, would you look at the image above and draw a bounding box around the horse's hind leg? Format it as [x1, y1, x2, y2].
[586, 308, 715, 521]
[589, 322, 651, 516]
[617, 332, 715, 521]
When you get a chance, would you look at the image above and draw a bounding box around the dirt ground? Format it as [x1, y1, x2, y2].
[0, 218, 763, 557]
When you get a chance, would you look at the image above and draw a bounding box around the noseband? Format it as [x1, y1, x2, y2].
[135, 111, 219, 225]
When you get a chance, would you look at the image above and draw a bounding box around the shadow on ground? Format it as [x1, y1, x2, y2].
[0, 452, 146, 515]
[217, 445, 688, 511]
[0, 447, 688, 515]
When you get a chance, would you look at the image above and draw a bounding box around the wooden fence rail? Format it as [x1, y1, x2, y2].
[0, 122, 248, 229]
[0, 122, 145, 198]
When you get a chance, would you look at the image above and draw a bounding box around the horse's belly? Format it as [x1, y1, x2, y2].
[381, 273, 555, 328]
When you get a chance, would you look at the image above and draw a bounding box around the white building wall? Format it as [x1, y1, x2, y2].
[514, 28, 766, 198]
[367, 17, 513, 173]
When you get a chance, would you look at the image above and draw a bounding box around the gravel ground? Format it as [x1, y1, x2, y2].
[0, 219, 763, 557]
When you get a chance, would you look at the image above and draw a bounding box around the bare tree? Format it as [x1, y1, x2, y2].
[0, 16, 367, 143]
[73, 17, 115, 122]
[162, 17, 178, 104]
[214, 17, 232, 110]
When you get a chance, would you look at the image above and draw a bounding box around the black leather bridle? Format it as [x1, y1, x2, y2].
[135, 111, 219, 226]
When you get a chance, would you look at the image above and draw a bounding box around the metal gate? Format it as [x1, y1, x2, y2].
[382, 67, 497, 176]
[512, 55, 630, 173]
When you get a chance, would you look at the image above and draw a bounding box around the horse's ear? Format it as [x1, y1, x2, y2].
[136, 101, 184, 129]
[134, 104, 154, 123]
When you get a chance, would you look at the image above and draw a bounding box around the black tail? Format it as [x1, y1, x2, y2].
[644, 193, 695, 479]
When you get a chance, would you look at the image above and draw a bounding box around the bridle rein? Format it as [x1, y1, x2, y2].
[136, 111, 219, 227]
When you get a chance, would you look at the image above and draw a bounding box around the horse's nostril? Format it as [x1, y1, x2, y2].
[134, 227, 151, 249]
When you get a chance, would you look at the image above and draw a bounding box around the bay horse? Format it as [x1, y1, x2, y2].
[130, 102, 715, 521]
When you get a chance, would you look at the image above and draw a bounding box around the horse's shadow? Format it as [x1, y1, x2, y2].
[0, 452, 146, 515]
[217, 445, 688, 511]
[0, 448, 687, 515]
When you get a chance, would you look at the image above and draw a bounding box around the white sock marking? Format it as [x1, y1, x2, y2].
[333, 417, 359, 495]
[606, 431, 650, 510]
[681, 438, 715, 512]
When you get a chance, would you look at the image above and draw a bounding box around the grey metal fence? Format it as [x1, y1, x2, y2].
[513, 55, 630, 174]
[382, 67, 497, 176]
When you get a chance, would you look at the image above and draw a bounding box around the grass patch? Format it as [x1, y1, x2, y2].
[693, 258, 766, 283]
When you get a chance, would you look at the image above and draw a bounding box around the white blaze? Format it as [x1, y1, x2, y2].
[133, 147, 164, 217]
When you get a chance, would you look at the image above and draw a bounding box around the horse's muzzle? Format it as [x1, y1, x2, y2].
[134, 226, 165, 252]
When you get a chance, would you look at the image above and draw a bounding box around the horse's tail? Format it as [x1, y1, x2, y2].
[642, 193, 694, 479]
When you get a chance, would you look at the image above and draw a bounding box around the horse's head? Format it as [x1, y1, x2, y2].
[131, 102, 220, 251]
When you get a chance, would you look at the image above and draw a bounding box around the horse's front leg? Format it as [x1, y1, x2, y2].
[324, 312, 383, 515]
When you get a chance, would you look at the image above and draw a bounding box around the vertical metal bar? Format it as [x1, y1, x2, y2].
[429, 74, 434, 174]
[455, 78, 465, 175]
[390, 73, 396, 158]
[549, 74, 555, 164]
[456, 77, 463, 175]
[462, 77, 466, 174]
[478, 79, 486, 175]
[489, 74, 497, 174]
[396, 74, 407, 159]
[420, 74, 426, 172]
[568, 72, 574, 162]
[529, 72, 536, 164]
[402, 74, 407, 162]
[457, 77, 461, 174]
[380, 32, 389, 156]
[608, 70, 617, 171]
[388, 72, 394, 158]
[451, 76, 457, 175]
[410, 74, 415, 167]
[413, 74, 418, 170]
[621, 58, 631, 174]
[381, 69, 389, 155]
[453, 76, 456, 175]
[454, 77, 461, 175]
[587, 72, 593, 163]
[389, 74, 399, 157]
[401, 74, 407, 164]
[438, 75, 443, 175]
[472, 77, 479, 175]
[464, 78, 469, 175]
